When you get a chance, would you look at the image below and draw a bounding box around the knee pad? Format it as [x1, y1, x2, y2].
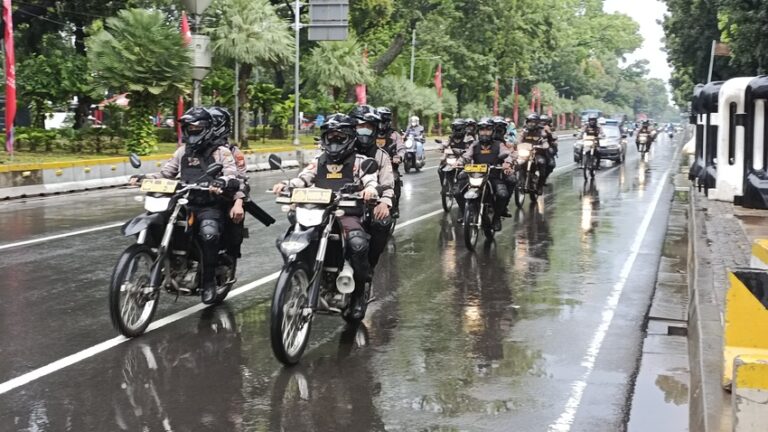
[495, 184, 509, 200]
[199, 219, 221, 243]
[347, 230, 370, 254]
[369, 217, 393, 233]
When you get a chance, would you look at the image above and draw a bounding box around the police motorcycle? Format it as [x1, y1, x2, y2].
[514, 139, 548, 208]
[462, 163, 504, 251]
[110, 158, 236, 338]
[268, 155, 380, 365]
[403, 131, 426, 173]
[439, 140, 464, 213]
[636, 132, 650, 156]
[581, 135, 599, 180]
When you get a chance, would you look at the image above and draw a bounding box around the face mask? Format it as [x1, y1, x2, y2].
[356, 127, 374, 137]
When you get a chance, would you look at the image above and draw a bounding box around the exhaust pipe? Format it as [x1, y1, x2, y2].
[336, 261, 355, 294]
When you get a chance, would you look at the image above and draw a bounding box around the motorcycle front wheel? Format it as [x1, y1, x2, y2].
[109, 244, 159, 338]
[463, 203, 480, 251]
[441, 178, 455, 213]
[404, 159, 412, 173]
[270, 263, 313, 366]
[514, 171, 527, 208]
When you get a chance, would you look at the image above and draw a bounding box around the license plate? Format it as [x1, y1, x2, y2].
[463, 164, 488, 174]
[140, 178, 178, 193]
[291, 188, 333, 204]
[376, 138, 387, 148]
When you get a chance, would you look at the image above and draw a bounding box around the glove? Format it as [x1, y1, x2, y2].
[129, 174, 145, 186]
[225, 178, 241, 193]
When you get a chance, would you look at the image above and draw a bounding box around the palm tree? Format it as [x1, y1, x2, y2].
[304, 35, 372, 101]
[87, 9, 190, 155]
[207, 0, 294, 145]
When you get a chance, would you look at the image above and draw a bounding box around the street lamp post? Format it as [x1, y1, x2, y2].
[293, 0, 303, 146]
[182, 0, 213, 107]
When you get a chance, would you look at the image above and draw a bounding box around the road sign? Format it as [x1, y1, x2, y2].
[308, 0, 349, 41]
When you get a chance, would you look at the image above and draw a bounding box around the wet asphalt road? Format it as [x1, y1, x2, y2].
[0, 136, 681, 432]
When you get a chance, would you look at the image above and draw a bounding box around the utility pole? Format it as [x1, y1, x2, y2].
[293, 0, 303, 146]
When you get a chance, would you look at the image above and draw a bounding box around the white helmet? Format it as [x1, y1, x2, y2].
[410, 116, 420, 127]
[597, 117, 607, 125]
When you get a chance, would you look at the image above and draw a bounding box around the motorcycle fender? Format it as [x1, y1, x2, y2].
[278, 229, 316, 259]
[464, 189, 480, 200]
[121, 213, 165, 237]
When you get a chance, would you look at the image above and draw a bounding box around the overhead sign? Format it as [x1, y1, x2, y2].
[308, 0, 349, 41]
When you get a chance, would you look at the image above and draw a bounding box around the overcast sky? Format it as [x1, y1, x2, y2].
[603, 0, 672, 84]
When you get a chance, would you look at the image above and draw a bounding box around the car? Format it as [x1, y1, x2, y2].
[574, 123, 627, 165]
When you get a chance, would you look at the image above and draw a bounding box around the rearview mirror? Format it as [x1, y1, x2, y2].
[435, 139, 443, 144]
[573, 133, 578, 137]
[313, 136, 321, 143]
[129, 153, 142, 169]
[268, 154, 283, 171]
[360, 158, 379, 175]
[621, 134, 627, 139]
[206, 163, 223, 177]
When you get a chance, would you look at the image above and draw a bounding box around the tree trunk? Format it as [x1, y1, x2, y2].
[372, 32, 409, 75]
[73, 23, 92, 130]
[238, 63, 253, 147]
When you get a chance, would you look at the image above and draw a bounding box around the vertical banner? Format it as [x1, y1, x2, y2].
[434, 63, 442, 135]
[177, 11, 192, 147]
[513, 78, 519, 126]
[493, 78, 499, 116]
[3, 0, 16, 155]
[530, 87, 537, 113]
[355, 48, 368, 105]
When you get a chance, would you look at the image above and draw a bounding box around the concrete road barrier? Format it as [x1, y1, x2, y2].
[732, 355, 768, 432]
[750, 239, 768, 269]
[723, 269, 768, 390]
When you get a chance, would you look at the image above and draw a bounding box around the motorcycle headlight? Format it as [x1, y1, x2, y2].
[406, 140, 414, 149]
[295, 207, 325, 227]
[446, 157, 457, 165]
[468, 177, 484, 187]
[280, 239, 310, 256]
[518, 149, 530, 159]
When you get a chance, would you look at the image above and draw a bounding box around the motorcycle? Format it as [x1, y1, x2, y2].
[462, 164, 503, 251]
[109, 163, 237, 338]
[269, 157, 379, 365]
[581, 135, 599, 180]
[440, 145, 464, 213]
[637, 132, 650, 156]
[514, 141, 548, 208]
[403, 132, 426, 173]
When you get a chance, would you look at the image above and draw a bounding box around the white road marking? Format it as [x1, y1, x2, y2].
[547, 163, 672, 432]
[0, 223, 124, 251]
[0, 208, 445, 396]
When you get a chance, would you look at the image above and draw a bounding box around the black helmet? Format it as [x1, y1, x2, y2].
[491, 116, 508, 140]
[588, 114, 598, 127]
[376, 106, 393, 129]
[348, 104, 381, 151]
[450, 118, 467, 137]
[180, 107, 215, 152]
[525, 113, 540, 129]
[209, 106, 232, 143]
[539, 114, 551, 126]
[320, 114, 357, 163]
[477, 117, 494, 144]
[465, 118, 477, 135]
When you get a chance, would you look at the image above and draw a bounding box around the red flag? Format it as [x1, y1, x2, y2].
[547, 106, 553, 118]
[434, 64, 443, 97]
[180, 11, 192, 45]
[177, 12, 192, 146]
[4, 0, 16, 155]
[493, 78, 499, 116]
[355, 48, 368, 105]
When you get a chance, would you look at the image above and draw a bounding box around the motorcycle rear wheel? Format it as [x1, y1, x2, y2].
[109, 244, 159, 338]
[463, 204, 480, 251]
[270, 263, 312, 365]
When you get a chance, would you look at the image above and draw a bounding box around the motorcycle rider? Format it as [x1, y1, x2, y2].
[635, 120, 657, 150]
[505, 118, 517, 144]
[580, 114, 604, 168]
[464, 118, 478, 143]
[129, 107, 242, 304]
[518, 113, 553, 187]
[539, 114, 559, 176]
[490, 116, 518, 216]
[209, 107, 248, 260]
[454, 118, 513, 231]
[272, 115, 379, 320]
[375, 106, 405, 218]
[347, 105, 396, 270]
[439, 118, 469, 186]
[405, 115, 425, 140]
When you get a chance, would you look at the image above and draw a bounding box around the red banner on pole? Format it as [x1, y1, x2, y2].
[181, 11, 192, 45]
[355, 48, 369, 105]
[4, 0, 16, 155]
[434, 64, 443, 97]
[177, 12, 192, 147]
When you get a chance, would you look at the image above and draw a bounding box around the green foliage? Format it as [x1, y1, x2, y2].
[87, 9, 191, 110]
[125, 108, 158, 155]
[304, 34, 373, 100]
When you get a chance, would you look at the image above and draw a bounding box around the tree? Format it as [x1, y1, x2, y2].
[718, 0, 768, 74]
[87, 9, 191, 155]
[304, 35, 372, 101]
[207, 0, 294, 146]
